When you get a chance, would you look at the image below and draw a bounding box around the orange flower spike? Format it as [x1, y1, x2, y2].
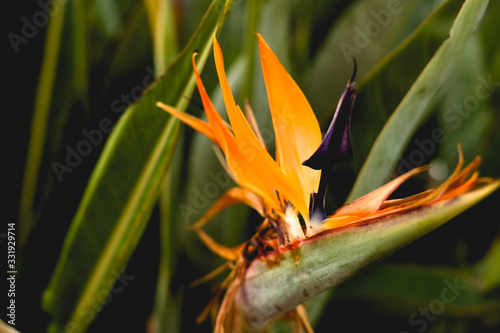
[155, 33, 500, 332]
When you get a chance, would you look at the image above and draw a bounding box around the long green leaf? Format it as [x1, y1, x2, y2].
[144, 0, 179, 74]
[42, 1, 234, 332]
[347, 0, 489, 201]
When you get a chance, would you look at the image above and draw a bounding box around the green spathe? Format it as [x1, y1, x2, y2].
[234, 180, 499, 329]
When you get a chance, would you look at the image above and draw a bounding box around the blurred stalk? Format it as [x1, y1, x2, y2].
[19, 0, 67, 248]
[475, 237, 500, 293]
[241, 0, 262, 101]
[71, 0, 89, 111]
[144, 0, 179, 75]
[145, 1, 180, 332]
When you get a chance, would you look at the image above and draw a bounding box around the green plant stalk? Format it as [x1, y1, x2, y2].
[19, 0, 67, 248]
[144, 0, 179, 74]
[234, 181, 499, 331]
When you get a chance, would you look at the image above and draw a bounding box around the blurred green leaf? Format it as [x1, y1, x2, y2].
[42, 1, 234, 332]
[71, 0, 88, 104]
[19, 0, 138, 248]
[474, 237, 500, 293]
[334, 263, 500, 321]
[349, 0, 466, 175]
[348, 0, 489, 201]
[93, 0, 122, 37]
[154, 142, 184, 333]
[103, 2, 153, 88]
[435, 35, 493, 175]
[305, 0, 428, 119]
[144, 0, 179, 74]
[148, 2, 182, 332]
[19, 0, 68, 247]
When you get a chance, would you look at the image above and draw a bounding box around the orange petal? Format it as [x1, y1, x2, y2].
[374, 158, 483, 218]
[333, 165, 430, 216]
[296, 304, 314, 333]
[213, 35, 309, 216]
[191, 53, 235, 156]
[190, 262, 233, 288]
[197, 229, 245, 261]
[257, 33, 322, 208]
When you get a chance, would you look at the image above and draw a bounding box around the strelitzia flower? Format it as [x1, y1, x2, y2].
[157, 34, 499, 332]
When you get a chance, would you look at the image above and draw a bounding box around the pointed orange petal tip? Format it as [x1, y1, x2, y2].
[335, 165, 430, 216]
[156, 101, 217, 142]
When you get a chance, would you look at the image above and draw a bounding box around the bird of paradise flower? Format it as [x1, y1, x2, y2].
[157, 34, 499, 332]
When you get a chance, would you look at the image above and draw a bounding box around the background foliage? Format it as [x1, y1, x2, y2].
[6, 0, 500, 332]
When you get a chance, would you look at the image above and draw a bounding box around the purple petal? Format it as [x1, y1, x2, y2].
[303, 61, 357, 221]
[303, 65, 356, 170]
